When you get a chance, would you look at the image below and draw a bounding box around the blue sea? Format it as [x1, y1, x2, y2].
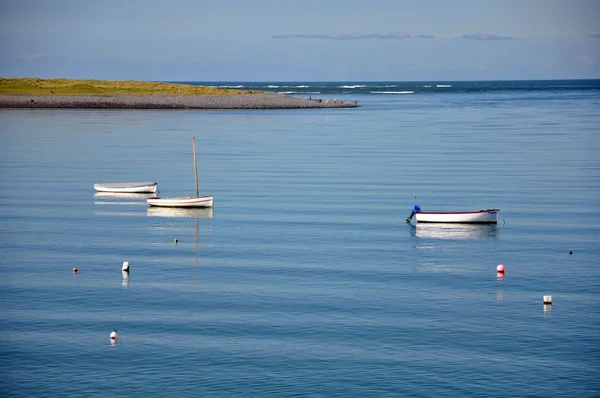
[1, 80, 599, 397]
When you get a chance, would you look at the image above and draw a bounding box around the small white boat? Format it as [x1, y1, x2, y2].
[147, 195, 213, 208]
[147, 137, 213, 208]
[406, 205, 500, 224]
[94, 182, 158, 193]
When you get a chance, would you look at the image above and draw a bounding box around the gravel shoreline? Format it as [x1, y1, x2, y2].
[0, 93, 359, 109]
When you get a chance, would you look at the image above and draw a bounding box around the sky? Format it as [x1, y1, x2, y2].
[1, 0, 599, 81]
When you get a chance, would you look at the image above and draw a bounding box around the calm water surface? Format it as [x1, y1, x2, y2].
[1, 81, 599, 397]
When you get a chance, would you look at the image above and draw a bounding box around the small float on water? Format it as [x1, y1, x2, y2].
[406, 205, 500, 224]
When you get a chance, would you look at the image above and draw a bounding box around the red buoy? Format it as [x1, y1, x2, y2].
[496, 264, 505, 273]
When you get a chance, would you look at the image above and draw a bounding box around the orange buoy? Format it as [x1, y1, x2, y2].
[72, 267, 78, 273]
[496, 264, 505, 273]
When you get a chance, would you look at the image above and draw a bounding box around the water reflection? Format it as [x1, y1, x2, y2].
[411, 223, 498, 240]
[94, 192, 154, 208]
[147, 207, 213, 264]
[147, 207, 213, 290]
[94, 192, 155, 200]
[146, 207, 213, 219]
[496, 290, 504, 303]
[122, 271, 129, 288]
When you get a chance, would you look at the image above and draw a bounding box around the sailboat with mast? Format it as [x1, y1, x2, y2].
[147, 137, 213, 208]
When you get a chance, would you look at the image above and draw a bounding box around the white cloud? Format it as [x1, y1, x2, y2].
[270, 33, 435, 40]
[461, 33, 512, 41]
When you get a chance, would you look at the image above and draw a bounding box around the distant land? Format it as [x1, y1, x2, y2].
[0, 77, 254, 95]
[0, 78, 358, 109]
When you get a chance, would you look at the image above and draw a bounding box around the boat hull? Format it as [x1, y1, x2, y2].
[94, 182, 158, 193]
[415, 208, 500, 224]
[147, 195, 213, 208]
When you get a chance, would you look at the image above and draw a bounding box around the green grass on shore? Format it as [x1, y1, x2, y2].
[0, 78, 260, 95]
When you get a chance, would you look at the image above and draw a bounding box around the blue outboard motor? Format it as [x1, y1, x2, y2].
[406, 204, 421, 223]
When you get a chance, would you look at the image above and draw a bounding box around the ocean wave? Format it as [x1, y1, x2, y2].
[371, 91, 414, 94]
[196, 80, 599, 96]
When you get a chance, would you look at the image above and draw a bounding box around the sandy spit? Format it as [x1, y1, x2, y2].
[0, 93, 359, 109]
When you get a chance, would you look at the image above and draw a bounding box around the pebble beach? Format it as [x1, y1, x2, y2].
[0, 92, 358, 109]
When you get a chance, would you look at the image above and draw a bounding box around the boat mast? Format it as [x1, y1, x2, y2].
[192, 137, 199, 197]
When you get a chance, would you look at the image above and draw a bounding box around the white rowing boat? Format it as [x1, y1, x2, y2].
[147, 195, 213, 208]
[147, 137, 213, 208]
[406, 205, 500, 224]
[94, 182, 158, 193]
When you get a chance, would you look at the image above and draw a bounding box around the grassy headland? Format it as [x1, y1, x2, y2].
[0, 77, 359, 109]
[0, 78, 258, 95]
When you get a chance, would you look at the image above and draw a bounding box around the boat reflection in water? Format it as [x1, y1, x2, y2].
[94, 192, 155, 206]
[147, 205, 213, 284]
[146, 207, 213, 219]
[94, 192, 156, 200]
[412, 223, 498, 240]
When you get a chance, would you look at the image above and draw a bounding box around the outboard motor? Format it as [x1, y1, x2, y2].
[406, 204, 421, 223]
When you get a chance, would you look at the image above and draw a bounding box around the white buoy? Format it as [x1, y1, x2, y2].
[543, 295, 552, 305]
[122, 261, 130, 272]
[110, 330, 118, 340]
